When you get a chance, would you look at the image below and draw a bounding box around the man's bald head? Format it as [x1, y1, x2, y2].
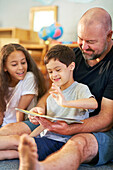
[79, 7, 112, 32]
[77, 7, 113, 61]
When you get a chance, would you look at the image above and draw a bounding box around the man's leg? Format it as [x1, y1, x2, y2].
[0, 122, 32, 136]
[19, 133, 98, 170]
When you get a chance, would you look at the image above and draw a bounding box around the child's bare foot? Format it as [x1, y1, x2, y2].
[18, 134, 40, 170]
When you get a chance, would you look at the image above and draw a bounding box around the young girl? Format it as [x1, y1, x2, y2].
[0, 43, 47, 127]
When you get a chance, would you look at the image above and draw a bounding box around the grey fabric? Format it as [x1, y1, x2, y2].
[0, 160, 113, 170]
[79, 163, 113, 170]
[0, 159, 19, 170]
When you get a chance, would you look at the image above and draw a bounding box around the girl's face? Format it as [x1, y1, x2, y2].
[4, 50, 28, 87]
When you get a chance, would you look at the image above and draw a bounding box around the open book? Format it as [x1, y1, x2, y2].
[15, 108, 83, 124]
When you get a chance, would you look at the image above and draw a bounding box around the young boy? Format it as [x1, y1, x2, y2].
[28, 44, 98, 161]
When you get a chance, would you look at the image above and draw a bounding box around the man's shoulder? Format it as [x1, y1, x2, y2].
[103, 46, 113, 70]
[107, 46, 113, 61]
[73, 47, 83, 61]
[73, 47, 81, 54]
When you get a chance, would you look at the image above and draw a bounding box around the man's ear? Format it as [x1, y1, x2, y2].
[107, 30, 113, 41]
[69, 62, 75, 71]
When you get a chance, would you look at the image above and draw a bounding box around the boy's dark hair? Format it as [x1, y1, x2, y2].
[44, 44, 75, 67]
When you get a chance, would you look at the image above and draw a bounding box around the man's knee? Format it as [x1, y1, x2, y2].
[66, 133, 98, 163]
[68, 134, 88, 152]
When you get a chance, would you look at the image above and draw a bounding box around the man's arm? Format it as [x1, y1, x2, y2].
[66, 97, 113, 134]
[37, 97, 113, 135]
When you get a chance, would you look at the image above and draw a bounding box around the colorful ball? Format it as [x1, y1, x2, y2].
[38, 27, 49, 41]
[47, 22, 63, 40]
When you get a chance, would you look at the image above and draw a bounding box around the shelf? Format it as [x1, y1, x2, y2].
[0, 27, 39, 43]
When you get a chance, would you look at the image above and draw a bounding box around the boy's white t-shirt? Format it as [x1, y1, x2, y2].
[40, 81, 94, 143]
[2, 72, 38, 127]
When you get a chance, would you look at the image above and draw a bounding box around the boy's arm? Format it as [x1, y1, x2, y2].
[61, 97, 98, 109]
[28, 92, 50, 136]
[50, 84, 98, 109]
[28, 91, 50, 125]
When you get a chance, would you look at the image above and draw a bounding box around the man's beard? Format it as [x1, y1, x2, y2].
[82, 52, 101, 60]
[82, 46, 107, 61]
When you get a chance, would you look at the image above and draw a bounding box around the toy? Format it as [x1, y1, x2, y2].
[38, 22, 63, 41]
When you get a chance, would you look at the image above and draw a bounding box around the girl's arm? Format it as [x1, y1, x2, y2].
[30, 124, 45, 137]
[16, 94, 35, 122]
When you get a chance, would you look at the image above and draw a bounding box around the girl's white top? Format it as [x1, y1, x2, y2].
[2, 72, 38, 127]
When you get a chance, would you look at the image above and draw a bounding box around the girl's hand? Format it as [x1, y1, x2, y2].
[49, 83, 66, 107]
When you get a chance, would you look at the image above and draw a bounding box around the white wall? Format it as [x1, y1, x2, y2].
[0, 0, 113, 41]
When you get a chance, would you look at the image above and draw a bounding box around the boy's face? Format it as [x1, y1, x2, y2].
[46, 59, 75, 90]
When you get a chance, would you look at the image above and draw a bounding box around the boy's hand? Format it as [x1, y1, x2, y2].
[50, 83, 66, 107]
[28, 107, 45, 125]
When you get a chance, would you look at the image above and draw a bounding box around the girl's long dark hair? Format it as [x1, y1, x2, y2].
[0, 43, 47, 112]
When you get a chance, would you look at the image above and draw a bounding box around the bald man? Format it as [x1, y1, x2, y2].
[0, 7, 113, 170]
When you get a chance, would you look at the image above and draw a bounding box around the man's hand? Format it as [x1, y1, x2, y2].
[38, 117, 71, 135]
